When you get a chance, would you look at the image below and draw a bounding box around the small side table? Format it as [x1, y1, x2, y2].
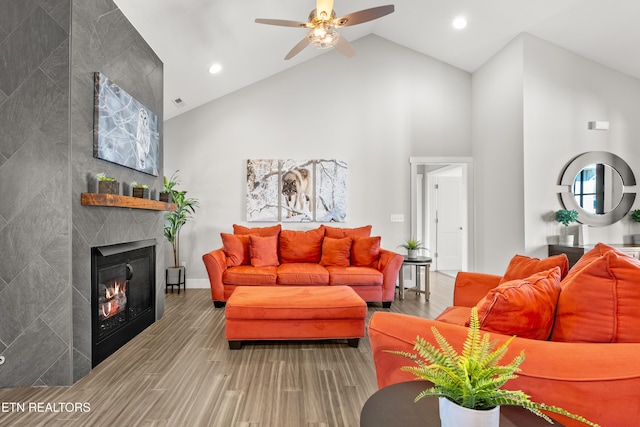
[166, 266, 186, 294]
[399, 256, 431, 301]
[360, 381, 563, 426]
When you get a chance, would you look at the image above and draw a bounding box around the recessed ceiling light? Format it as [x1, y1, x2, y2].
[208, 63, 222, 74]
[452, 16, 467, 29]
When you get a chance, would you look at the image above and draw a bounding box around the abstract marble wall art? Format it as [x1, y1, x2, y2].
[93, 72, 160, 176]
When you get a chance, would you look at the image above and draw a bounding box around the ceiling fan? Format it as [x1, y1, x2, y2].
[255, 0, 395, 60]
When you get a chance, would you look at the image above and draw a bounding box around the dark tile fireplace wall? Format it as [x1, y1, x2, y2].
[0, 0, 165, 386]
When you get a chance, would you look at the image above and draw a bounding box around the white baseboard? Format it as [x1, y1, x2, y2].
[184, 278, 210, 289]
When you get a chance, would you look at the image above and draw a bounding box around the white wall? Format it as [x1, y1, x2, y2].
[522, 34, 640, 257]
[164, 35, 472, 286]
[471, 36, 525, 274]
[471, 33, 640, 275]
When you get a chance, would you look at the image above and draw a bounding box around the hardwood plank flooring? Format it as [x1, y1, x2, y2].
[0, 273, 455, 427]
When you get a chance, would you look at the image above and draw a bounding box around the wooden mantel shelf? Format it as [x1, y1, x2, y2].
[81, 193, 177, 211]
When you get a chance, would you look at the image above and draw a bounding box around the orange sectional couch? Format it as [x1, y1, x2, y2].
[369, 244, 640, 427]
[202, 224, 404, 308]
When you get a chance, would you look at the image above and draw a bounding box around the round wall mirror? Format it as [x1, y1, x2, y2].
[558, 152, 636, 226]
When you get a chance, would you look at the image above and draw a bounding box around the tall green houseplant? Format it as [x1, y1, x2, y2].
[164, 171, 199, 268]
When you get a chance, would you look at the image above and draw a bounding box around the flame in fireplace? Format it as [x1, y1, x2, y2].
[99, 280, 127, 320]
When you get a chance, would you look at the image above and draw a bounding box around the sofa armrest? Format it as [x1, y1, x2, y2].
[202, 248, 227, 302]
[378, 249, 404, 302]
[453, 271, 502, 307]
[369, 311, 640, 427]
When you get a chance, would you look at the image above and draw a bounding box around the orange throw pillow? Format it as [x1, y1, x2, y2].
[351, 236, 381, 267]
[562, 242, 618, 281]
[499, 254, 569, 284]
[324, 225, 372, 239]
[475, 267, 562, 340]
[233, 224, 281, 237]
[551, 248, 640, 343]
[320, 237, 352, 267]
[221, 233, 250, 266]
[279, 226, 325, 263]
[249, 235, 279, 267]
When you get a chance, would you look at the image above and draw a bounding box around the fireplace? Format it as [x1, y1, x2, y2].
[91, 239, 156, 367]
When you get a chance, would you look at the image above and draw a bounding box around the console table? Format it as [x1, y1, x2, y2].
[549, 244, 640, 268]
[360, 381, 563, 426]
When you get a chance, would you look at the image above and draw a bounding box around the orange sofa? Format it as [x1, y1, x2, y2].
[202, 224, 404, 308]
[369, 243, 640, 427]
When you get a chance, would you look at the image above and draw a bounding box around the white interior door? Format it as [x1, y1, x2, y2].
[434, 175, 463, 271]
[411, 157, 472, 273]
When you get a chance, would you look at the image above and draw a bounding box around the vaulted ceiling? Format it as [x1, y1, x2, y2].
[113, 0, 640, 120]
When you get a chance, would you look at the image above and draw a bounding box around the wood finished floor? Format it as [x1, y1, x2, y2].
[0, 273, 455, 427]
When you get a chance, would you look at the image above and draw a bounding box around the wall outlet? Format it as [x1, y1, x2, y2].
[390, 214, 405, 223]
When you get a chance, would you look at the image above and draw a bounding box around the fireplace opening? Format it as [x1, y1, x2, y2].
[92, 239, 156, 367]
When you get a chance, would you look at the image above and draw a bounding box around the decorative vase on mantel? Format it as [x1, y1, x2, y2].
[132, 187, 149, 199]
[159, 191, 172, 203]
[98, 180, 119, 195]
[439, 397, 499, 427]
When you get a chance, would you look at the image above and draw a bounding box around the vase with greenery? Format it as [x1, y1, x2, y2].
[164, 171, 199, 268]
[555, 209, 578, 245]
[96, 172, 119, 195]
[385, 307, 599, 427]
[159, 172, 178, 203]
[399, 238, 427, 260]
[131, 182, 149, 199]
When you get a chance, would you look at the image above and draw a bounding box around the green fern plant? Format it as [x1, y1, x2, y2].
[385, 307, 599, 426]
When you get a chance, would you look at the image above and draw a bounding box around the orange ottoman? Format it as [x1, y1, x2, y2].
[225, 286, 367, 349]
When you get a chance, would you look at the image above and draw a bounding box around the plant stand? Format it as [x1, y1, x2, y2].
[166, 266, 186, 294]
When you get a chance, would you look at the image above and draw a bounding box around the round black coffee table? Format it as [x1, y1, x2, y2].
[360, 381, 563, 427]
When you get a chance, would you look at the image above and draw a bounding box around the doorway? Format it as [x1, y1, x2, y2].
[410, 157, 473, 273]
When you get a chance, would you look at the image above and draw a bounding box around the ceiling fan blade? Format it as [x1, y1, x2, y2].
[316, 0, 334, 19]
[284, 37, 310, 60]
[255, 18, 308, 28]
[334, 36, 356, 58]
[335, 5, 395, 27]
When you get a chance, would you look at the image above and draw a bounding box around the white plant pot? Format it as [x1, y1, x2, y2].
[557, 235, 574, 246]
[439, 397, 500, 427]
[407, 249, 418, 259]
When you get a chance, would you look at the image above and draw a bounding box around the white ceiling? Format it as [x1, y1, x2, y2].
[112, 0, 640, 120]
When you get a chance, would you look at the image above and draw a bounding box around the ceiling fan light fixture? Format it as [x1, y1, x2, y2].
[307, 22, 339, 49]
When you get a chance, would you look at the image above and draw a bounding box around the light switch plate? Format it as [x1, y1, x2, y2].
[390, 214, 404, 222]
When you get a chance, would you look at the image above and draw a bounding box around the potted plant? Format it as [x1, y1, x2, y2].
[159, 172, 178, 203]
[630, 209, 640, 244]
[164, 171, 199, 288]
[131, 182, 149, 199]
[399, 238, 427, 260]
[555, 209, 578, 245]
[386, 307, 599, 427]
[96, 172, 119, 195]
